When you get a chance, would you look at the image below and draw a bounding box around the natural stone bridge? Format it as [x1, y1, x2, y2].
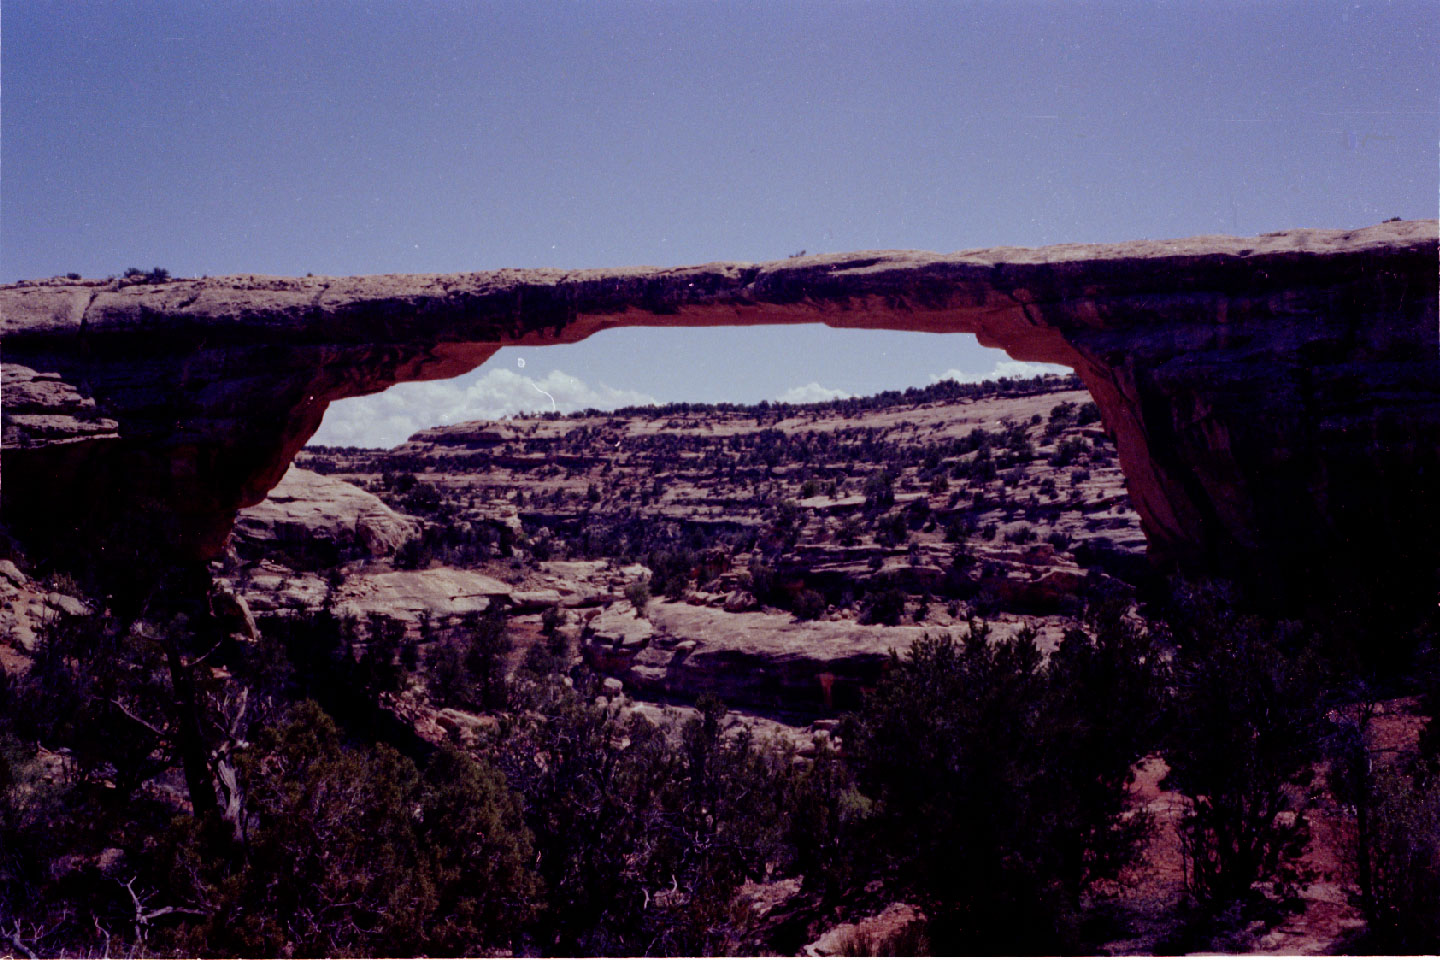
[2, 219, 1436, 607]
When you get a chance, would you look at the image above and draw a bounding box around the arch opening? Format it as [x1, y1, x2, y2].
[2, 219, 1435, 610]
[308, 328, 1072, 450]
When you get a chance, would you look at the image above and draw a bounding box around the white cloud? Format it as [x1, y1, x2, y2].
[777, 382, 852, 404]
[309, 368, 657, 448]
[930, 359, 1070, 384]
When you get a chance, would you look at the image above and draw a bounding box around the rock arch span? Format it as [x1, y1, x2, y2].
[2, 219, 1436, 606]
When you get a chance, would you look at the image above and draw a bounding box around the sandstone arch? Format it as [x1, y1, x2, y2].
[2, 219, 1436, 606]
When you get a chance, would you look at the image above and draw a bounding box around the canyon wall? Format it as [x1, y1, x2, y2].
[2, 220, 1436, 606]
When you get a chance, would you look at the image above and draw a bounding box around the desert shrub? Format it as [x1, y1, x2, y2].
[122, 266, 170, 283]
[427, 606, 512, 710]
[401, 480, 443, 514]
[874, 511, 909, 548]
[360, 613, 409, 695]
[772, 498, 804, 544]
[1003, 524, 1036, 545]
[10, 609, 176, 799]
[903, 498, 931, 529]
[497, 685, 794, 955]
[863, 470, 896, 511]
[0, 610, 186, 954]
[842, 617, 1159, 952]
[779, 736, 870, 903]
[646, 547, 697, 599]
[747, 557, 778, 603]
[1048, 400, 1078, 425]
[541, 604, 563, 641]
[1049, 436, 1089, 468]
[971, 450, 998, 483]
[1162, 583, 1326, 910]
[625, 579, 652, 616]
[262, 604, 417, 727]
[1001, 423, 1034, 459]
[859, 587, 907, 626]
[792, 588, 828, 621]
[160, 702, 538, 957]
[1363, 764, 1440, 949]
[528, 533, 554, 560]
[396, 517, 503, 569]
[1328, 698, 1440, 951]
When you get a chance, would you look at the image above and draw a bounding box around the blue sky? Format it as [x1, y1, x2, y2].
[6, 1, 1436, 446]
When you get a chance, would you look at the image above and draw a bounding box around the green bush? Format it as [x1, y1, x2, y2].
[497, 683, 795, 955]
[1364, 765, 1440, 949]
[161, 701, 538, 956]
[863, 470, 896, 510]
[1003, 523, 1036, 545]
[1329, 701, 1440, 951]
[792, 588, 828, 621]
[874, 511, 909, 547]
[859, 587, 907, 626]
[1162, 583, 1325, 909]
[1049, 436, 1089, 468]
[842, 615, 1160, 952]
[625, 579, 652, 616]
[427, 605, 512, 710]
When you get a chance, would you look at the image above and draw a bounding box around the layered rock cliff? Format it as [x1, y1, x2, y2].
[2, 220, 1436, 605]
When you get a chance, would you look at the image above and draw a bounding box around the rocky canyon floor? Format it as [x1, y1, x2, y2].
[225, 377, 1143, 721]
[151, 374, 1375, 955]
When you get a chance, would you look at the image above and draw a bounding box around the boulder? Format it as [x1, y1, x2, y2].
[231, 467, 419, 563]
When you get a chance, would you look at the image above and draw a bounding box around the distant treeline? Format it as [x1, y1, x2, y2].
[579, 372, 1084, 420]
[309, 373, 1085, 454]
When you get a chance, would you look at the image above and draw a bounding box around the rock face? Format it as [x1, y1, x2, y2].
[2, 220, 1436, 605]
[232, 562, 514, 622]
[585, 602, 1068, 715]
[231, 467, 419, 563]
[582, 601, 889, 714]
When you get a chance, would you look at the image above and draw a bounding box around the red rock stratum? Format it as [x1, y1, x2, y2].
[2, 220, 1436, 604]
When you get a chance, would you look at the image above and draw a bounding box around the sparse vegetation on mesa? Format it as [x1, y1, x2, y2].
[122, 266, 172, 284]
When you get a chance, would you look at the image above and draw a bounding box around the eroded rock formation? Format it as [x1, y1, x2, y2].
[231, 466, 420, 564]
[3, 220, 1436, 605]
